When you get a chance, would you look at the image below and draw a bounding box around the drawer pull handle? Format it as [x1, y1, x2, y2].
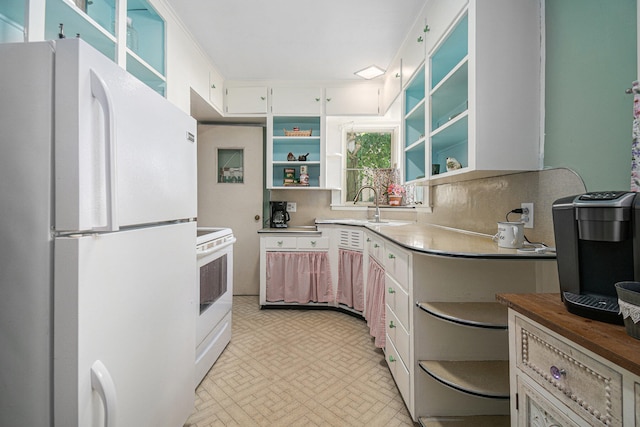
[388, 355, 396, 363]
[388, 253, 396, 259]
[388, 287, 395, 294]
[310, 241, 317, 246]
[277, 240, 283, 246]
[550, 366, 566, 380]
[389, 321, 396, 328]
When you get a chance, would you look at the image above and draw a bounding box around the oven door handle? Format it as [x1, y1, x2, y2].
[196, 238, 236, 258]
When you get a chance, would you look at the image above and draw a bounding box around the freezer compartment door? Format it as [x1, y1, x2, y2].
[54, 38, 196, 232]
[54, 222, 196, 427]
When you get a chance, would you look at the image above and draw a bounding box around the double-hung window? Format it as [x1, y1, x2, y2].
[344, 127, 398, 205]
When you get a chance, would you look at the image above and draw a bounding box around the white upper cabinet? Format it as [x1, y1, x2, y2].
[271, 87, 322, 115]
[381, 54, 402, 115]
[422, 0, 468, 55]
[225, 86, 268, 114]
[209, 69, 224, 112]
[325, 85, 380, 116]
[3, 0, 167, 96]
[399, 14, 427, 88]
[426, 0, 542, 182]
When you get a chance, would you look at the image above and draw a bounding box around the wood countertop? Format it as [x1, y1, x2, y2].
[497, 293, 640, 376]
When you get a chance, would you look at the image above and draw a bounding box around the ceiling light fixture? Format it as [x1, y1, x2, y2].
[354, 65, 385, 80]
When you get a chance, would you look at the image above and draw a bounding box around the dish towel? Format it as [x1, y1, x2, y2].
[632, 80, 640, 191]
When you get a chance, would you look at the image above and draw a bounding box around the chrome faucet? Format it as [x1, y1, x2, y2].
[353, 185, 382, 223]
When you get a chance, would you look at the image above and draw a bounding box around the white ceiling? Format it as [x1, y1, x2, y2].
[164, 0, 427, 82]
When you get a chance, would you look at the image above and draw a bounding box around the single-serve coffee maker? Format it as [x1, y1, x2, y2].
[552, 191, 640, 324]
[270, 201, 290, 228]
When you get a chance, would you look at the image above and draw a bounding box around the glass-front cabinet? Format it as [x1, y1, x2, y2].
[1, 0, 26, 43]
[403, 1, 541, 184]
[1, 0, 166, 96]
[267, 116, 324, 189]
[429, 14, 468, 176]
[404, 66, 427, 182]
[125, 0, 165, 95]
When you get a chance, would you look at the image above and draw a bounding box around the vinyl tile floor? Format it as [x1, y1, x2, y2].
[184, 296, 417, 427]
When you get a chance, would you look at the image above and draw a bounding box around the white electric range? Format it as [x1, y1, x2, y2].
[195, 227, 235, 386]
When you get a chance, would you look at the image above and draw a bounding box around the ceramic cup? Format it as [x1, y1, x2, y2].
[493, 221, 525, 249]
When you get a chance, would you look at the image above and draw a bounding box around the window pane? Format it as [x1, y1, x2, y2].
[346, 131, 392, 202]
[218, 149, 244, 183]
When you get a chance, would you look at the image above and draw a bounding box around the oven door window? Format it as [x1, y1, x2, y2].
[200, 253, 227, 313]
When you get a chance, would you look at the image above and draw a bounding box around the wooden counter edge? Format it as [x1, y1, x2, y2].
[496, 293, 640, 377]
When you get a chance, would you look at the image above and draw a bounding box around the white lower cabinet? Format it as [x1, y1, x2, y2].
[411, 255, 544, 424]
[509, 310, 634, 426]
[516, 379, 581, 427]
[383, 240, 413, 410]
[259, 232, 331, 306]
[386, 335, 411, 401]
[261, 225, 557, 425]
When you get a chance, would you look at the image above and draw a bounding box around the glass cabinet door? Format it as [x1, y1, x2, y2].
[403, 66, 426, 182]
[1, 0, 25, 43]
[126, 0, 166, 96]
[6, 0, 167, 97]
[429, 13, 468, 176]
[45, 0, 117, 60]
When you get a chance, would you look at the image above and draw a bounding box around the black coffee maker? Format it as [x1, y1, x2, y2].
[552, 191, 640, 324]
[270, 201, 290, 228]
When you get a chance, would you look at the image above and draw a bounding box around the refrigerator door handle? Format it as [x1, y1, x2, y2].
[90, 69, 119, 232]
[91, 360, 117, 427]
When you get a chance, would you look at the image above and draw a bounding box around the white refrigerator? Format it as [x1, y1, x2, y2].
[0, 39, 197, 426]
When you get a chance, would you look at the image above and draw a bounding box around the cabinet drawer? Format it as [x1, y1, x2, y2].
[517, 377, 581, 427]
[264, 236, 297, 249]
[366, 233, 385, 263]
[386, 275, 409, 331]
[515, 316, 623, 426]
[635, 381, 640, 426]
[297, 236, 329, 249]
[386, 336, 410, 404]
[384, 243, 409, 285]
[386, 305, 410, 365]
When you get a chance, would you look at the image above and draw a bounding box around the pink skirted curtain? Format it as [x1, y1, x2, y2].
[266, 252, 334, 303]
[337, 249, 364, 311]
[365, 257, 386, 348]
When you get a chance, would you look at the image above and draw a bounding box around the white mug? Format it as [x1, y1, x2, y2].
[493, 221, 525, 249]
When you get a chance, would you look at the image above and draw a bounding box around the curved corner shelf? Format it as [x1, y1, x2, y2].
[418, 360, 509, 399]
[417, 301, 508, 329]
[418, 415, 509, 427]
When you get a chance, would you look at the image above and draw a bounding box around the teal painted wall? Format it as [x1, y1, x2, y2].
[544, 0, 636, 191]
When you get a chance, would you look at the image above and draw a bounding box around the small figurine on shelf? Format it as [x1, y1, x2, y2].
[387, 183, 405, 206]
[446, 157, 462, 171]
[287, 152, 296, 161]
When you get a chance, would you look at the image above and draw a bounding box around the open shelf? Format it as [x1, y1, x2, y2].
[269, 116, 322, 188]
[418, 415, 509, 427]
[417, 302, 508, 329]
[418, 360, 509, 399]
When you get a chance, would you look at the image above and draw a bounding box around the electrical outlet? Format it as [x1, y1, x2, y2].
[287, 202, 297, 212]
[521, 202, 534, 229]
